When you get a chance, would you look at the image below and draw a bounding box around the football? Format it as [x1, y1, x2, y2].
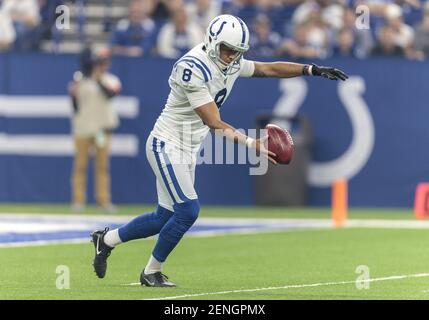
[265, 124, 295, 164]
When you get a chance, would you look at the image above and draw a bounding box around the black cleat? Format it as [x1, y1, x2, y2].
[140, 269, 177, 287]
[91, 227, 114, 278]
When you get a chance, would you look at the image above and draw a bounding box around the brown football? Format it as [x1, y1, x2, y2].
[265, 124, 294, 164]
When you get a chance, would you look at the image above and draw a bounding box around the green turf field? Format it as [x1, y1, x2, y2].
[1, 205, 428, 300]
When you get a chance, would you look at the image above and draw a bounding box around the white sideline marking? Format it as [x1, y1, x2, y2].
[0, 134, 138, 156]
[131, 273, 429, 300]
[2, 238, 90, 248]
[3, 214, 429, 248]
[0, 95, 139, 118]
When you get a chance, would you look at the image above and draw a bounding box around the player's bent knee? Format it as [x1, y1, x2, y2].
[156, 205, 174, 215]
[156, 205, 174, 222]
[174, 199, 200, 223]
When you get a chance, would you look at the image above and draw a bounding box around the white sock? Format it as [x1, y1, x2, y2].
[144, 255, 162, 274]
[103, 229, 122, 247]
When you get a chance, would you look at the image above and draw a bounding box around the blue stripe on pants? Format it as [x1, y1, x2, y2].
[152, 137, 177, 204]
[159, 140, 191, 202]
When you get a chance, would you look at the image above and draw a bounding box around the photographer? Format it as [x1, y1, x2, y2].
[69, 47, 121, 213]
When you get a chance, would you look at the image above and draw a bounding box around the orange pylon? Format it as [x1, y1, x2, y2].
[332, 179, 348, 227]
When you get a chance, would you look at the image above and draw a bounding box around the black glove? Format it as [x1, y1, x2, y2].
[311, 64, 349, 81]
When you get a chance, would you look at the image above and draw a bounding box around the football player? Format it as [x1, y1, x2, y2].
[91, 14, 348, 287]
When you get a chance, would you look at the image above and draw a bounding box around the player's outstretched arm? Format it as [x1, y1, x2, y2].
[194, 101, 278, 164]
[252, 61, 349, 81]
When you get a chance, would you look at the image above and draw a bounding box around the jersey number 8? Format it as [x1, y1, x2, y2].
[182, 68, 192, 82]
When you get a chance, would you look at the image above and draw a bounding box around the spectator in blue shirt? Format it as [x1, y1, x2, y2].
[38, 0, 64, 41]
[247, 13, 283, 58]
[156, 7, 203, 58]
[1, 0, 40, 51]
[332, 27, 356, 57]
[110, 0, 158, 57]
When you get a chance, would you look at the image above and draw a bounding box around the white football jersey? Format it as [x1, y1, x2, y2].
[151, 43, 255, 153]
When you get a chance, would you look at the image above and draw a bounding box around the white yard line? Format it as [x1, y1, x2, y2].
[0, 238, 91, 248]
[346, 219, 429, 229]
[0, 213, 136, 222]
[131, 273, 429, 300]
[2, 214, 429, 248]
[2, 213, 429, 228]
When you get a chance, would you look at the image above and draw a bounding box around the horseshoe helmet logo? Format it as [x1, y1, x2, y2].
[272, 76, 375, 187]
[209, 18, 227, 38]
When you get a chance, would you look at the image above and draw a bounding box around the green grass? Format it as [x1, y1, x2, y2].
[0, 205, 428, 300]
[1, 229, 429, 300]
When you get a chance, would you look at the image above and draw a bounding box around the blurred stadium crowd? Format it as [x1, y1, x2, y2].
[1, 0, 429, 60]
